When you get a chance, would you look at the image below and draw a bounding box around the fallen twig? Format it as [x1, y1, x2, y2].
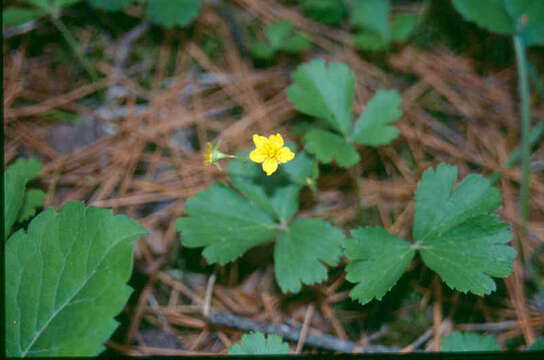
[207, 311, 400, 353]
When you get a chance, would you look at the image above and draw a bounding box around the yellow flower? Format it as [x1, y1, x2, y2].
[249, 134, 295, 176]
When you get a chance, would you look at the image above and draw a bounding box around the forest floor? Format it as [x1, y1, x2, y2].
[3, 0, 544, 355]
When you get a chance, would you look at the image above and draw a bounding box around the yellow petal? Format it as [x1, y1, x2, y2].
[249, 148, 267, 163]
[262, 158, 278, 176]
[253, 134, 267, 148]
[268, 133, 284, 148]
[277, 147, 295, 163]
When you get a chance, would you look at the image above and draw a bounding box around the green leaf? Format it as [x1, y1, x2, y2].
[146, 0, 202, 28]
[353, 31, 389, 51]
[176, 182, 277, 265]
[351, 0, 390, 40]
[453, 0, 544, 46]
[304, 128, 360, 168]
[281, 33, 311, 53]
[2, 8, 45, 26]
[251, 42, 275, 60]
[274, 218, 344, 293]
[88, 0, 133, 12]
[287, 59, 355, 135]
[301, 0, 347, 26]
[6, 201, 146, 357]
[266, 21, 294, 49]
[282, 151, 319, 187]
[18, 189, 45, 223]
[345, 226, 415, 305]
[53, 0, 82, 8]
[227, 157, 301, 223]
[452, 0, 515, 35]
[442, 331, 500, 351]
[391, 14, 418, 42]
[528, 338, 544, 351]
[414, 164, 516, 295]
[504, 0, 544, 46]
[4, 158, 42, 241]
[20, 0, 52, 11]
[352, 89, 402, 146]
[228, 332, 290, 355]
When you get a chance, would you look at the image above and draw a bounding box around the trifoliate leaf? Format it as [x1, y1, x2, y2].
[145, 0, 202, 28]
[304, 128, 360, 168]
[345, 226, 415, 305]
[18, 189, 45, 223]
[441, 331, 500, 351]
[391, 14, 418, 42]
[350, 0, 390, 40]
[6, 201, 146, 357]
[176, 182, 277, 265]
[300, 0, 347, 26]
[287, 59, 354, 135]
[2, 7, 45, 26]
[274, 218, 344, 293]
[88, 0, 133, 12]
[414, 164, 516, 295]
[452, 0, 515, 35]
[228, 157, 300, 222]
[528, 338, 544, 351]
[353, 31, 389, 51]
[4, 158, 42, 240]
[228, 332, 290, 355]
[352, 89, 402, 146]
[282, 151, 319, 188]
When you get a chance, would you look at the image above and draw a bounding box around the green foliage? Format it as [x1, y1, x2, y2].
[452, 0, 544, 46]
[175, 182, 277, 265]
[251, 21, 311, 60]
[6, 201, 146, 357]
[304, 128, 361, 167]
[300, 0, 347, 26]
[3, 0, 83, 26]
[351, 0, 390, 39]
[345, 227, 415, 305]
[414, 164, 516, 296]
[345, 163, 516, 304]
[286, 59, 402, 168]
[19, 189, 46, 223]
[4, 158, 44, 240]
[528, 338, 544, 351]
[441, 331, 500, 351]
[145, 0, 202, 28]
[176, 153, 344, 293]
[391, 14, 418, 42]
[2, 7, 45, 26]
[350, 0, 418, 51]
[275, 218, 344, 293]
[353, 89, 402, 146]
[282, 150, 319, 189]
[228, 332, 290, 355]
[88, 0, 133, 12]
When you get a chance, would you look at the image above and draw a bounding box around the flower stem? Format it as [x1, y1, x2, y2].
[514, 35, 531, 229]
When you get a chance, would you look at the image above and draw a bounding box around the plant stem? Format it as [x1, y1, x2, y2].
[513, 35, 531, 228]
[51, 16, 99, 83]
[488, 121, 543, 185]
